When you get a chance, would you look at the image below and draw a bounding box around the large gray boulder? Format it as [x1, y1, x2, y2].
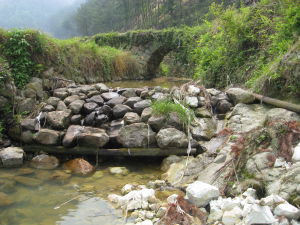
[122, 88, 137, 98]
[82, 102, 98, 114]
[68, 99, 85, 114]
[77, 127, 109, 148]
[17, 98, 35, 113]
[47, 97, 61, 107]
[227, 104, 268, 133]
[156, 128, 188, 148]
[191, 118, 217, 141]
[124, 97, 142, 108]
[63, 125, 84, 147]
[0, 147, 24, 167]
[30, 154, 59, 170]
[34, 129, 61, 145]
[113, 104, 132, 118]
[266, 108, 300, 123]
[141, 107, 153, 122]
[21, 119, 38, 131]
[106, 96, 126, 107]
[134, 100, 152, 114]
[117, 123, 156, 148]
[94, 83, 109, 93]
[123, 112, 141, 125]
[47, 110, 71, 129]
[101, 92, 119, 101]
[186, 181, 220, 207]
[86, 95, 104, 105]
[64, 95, 80, 105]
[148, 115, 166, 131]
[226, 88, 255, 105]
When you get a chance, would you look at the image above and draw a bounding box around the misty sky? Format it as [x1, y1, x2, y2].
[0, 0, 85, 38]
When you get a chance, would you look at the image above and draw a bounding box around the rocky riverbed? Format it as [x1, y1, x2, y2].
[0, 78, 300, 225]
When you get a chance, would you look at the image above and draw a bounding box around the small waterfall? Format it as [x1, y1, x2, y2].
[35, 112, 43, 131]
[147, 123, 150, 148]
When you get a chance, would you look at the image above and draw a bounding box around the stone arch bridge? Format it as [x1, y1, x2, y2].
[93, 29, 190, 80]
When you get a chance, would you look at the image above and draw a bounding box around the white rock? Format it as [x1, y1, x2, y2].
[187, 85, 201, 96]
[122, 184, 135, 195]
[0, 147, 24, 167]
[274, 157, 287, 167]
[207, 207, 223, 223]
[274, 203, 300, 220]
[186, 181, 220, 207]
[108, 194, 121, 205]
[119, 188, 155, 211]
[222, 206, 243, 225]
[292, 142, 300, 162]
[222, 198, 241, 211]
[109, 167, 129, 176]
[167, 194, 178, 204]
[185, 96, 198, 108]
[241, 188, 257, 199]
[135, 220, 153, 225]
[145, 211, 155, 219]
[244, 205, 276, 225]
[259, 195, 286, 209]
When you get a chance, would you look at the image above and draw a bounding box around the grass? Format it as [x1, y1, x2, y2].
[151, 100, 194, 125]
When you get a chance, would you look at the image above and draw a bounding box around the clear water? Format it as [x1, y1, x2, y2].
[0, 159, 162, 225]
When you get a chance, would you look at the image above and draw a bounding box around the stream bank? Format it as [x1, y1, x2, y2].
[0, 78, 300, 225]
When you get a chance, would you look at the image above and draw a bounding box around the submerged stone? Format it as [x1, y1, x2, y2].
[63, 158, 95, 176]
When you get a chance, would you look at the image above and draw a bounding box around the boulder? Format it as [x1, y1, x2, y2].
[227, 104, 267, 133]
[70, 114, 82, 125]
[86, 95, 104, 105]
[84, 112, 96, 126]
[0, 147, 24, 167]
[68, 99, 85, 114]
[148, 115, 166, 131]
[141, 107, 153, 122]
[187, 85, 201, 96]
[266, 108, 300, 123]
[274, 203, 300, 220]
[161, 155, 182, 172]
[63, 125, 84, 147]
[94, 83, 109, 93]
[186, 181, 220, 207]
[124, 96, 142, 108]
[191, 118, 217, 141]
[77, 127, 109, 147]
[246, 152, 276, 173]
[226, 88, 255, 104]
[82, 102, 98, 114]
[101, 92, 119, 101]
[156, 128, 188, 148]
[117, 123, 156, 148]
[134, 100, 152, 114]
[53, 89, 68, 99]
[21, 130, 34, 144]
[109, 167, 129, 176]
[56, 101, 68, 111]
[47, 97, 61, 107]
[108, 119, 124, 146]
[124, 112, 141, 125]
[244, 205, 276, 225]
[185, 96, 198, 108]
[216, 99, 232, 114]
[21, 119, 38, 131]
[113, 104, 132, 118]
[17, 98, 35, 113]
[64, 95, 80, 105]
[30, 154, 59, 170]
[95, 114, 109, 126]
[106, 96, 126, 107]
[96, 105, 113, 118]
[25, 79, 44, 99]
[195, 107, 212, 118]
[222, 206, 243, 225]
[47, 110, 71, 129]
[87, 90, 99, 98]
[63, 158, 95, 176]
[42, 105, 55, 112]
[34, 129, 61, 146]
[121, 88, 137, 98]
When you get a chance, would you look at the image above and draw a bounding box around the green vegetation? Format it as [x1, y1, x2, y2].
[192, 0, 300, 97]
[160, 63, 170, 76]
[151, 100, 194, 125]
[0, 29, 141, 87]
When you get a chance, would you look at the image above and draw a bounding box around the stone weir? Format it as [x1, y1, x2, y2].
[15, 83, 209, 157]
[10, 81, 240, 157]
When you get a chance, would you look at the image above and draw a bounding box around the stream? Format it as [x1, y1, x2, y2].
[0, 158, 162, 225]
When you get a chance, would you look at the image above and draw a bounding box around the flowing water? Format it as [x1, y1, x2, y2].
[0, 158, 162, 225]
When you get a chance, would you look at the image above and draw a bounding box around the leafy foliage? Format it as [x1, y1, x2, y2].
[192, 0, 300, 97]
